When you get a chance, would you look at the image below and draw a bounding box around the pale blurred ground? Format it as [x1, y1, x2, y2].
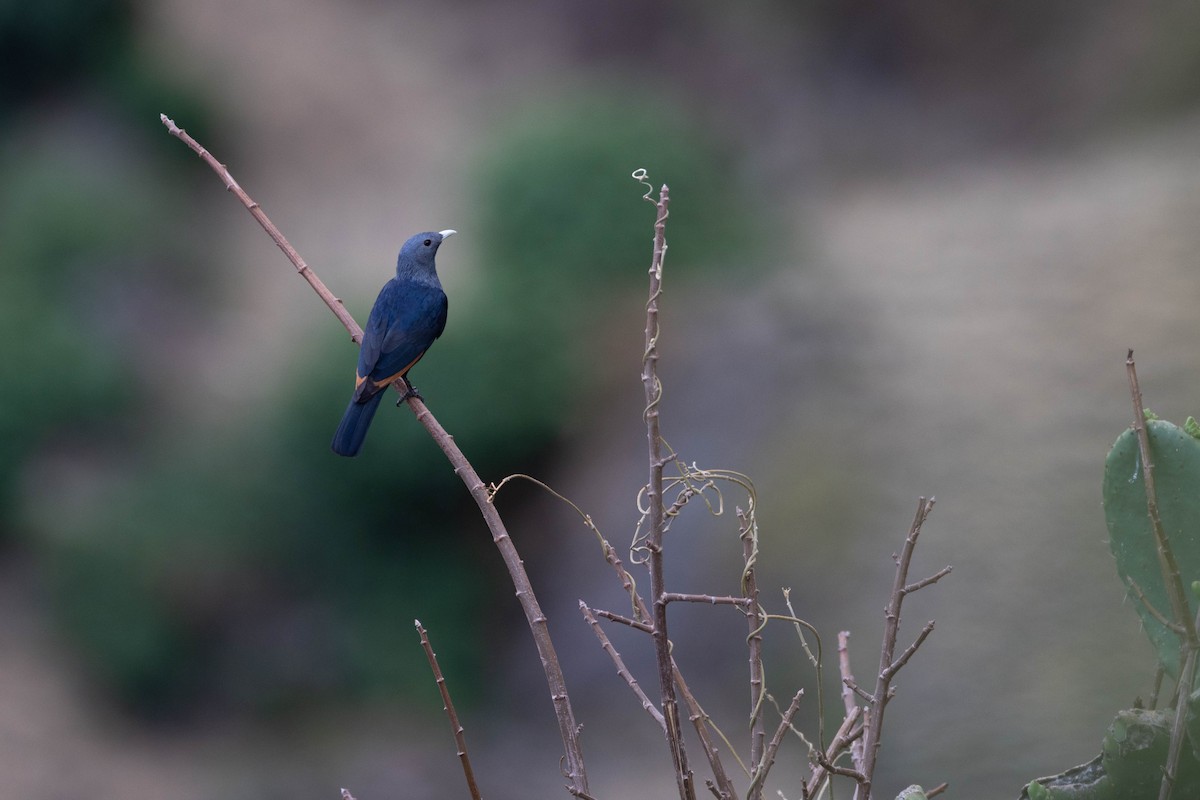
[5, 1, 1200, 799]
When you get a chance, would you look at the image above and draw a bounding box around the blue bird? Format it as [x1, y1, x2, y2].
[331, 229, 455, 456]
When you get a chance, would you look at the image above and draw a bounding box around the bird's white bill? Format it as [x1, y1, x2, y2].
[439, 229, 457, 238]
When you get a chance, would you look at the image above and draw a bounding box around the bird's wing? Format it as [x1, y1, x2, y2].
[354, 283, 447, 398]
[356, 282, 395, 379]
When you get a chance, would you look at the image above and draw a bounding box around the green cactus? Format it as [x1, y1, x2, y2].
[1019, 709, 1200, 799]
[1103, 419, 1200, 678]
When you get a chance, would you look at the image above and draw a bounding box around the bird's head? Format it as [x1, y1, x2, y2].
[397, 229, 456, 276]
[401, 229, 455, 259]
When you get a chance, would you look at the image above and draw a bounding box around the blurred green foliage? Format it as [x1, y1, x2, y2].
[0, 0, 133, 121]
[3, 0, 764, 718]
[477, 91, 758, 294]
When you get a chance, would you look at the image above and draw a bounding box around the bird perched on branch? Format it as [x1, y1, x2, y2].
[331, 229, 455, 456]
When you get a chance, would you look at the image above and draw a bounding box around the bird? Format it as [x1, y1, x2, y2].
[331, 229, 455, 457]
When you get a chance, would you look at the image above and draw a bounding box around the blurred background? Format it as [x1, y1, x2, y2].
[4, 0, 1200, 797]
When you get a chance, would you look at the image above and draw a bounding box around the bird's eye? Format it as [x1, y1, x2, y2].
[423, 239, 432, 246]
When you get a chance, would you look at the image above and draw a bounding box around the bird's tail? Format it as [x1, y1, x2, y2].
[331, 390, 387, 456]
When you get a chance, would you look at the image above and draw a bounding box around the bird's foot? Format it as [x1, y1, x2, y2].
[396, 382, 423, 405]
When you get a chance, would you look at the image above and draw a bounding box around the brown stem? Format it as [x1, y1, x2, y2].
[805, 706, 863, 799]
[746, 689, 803, 799]
[415, 620, 483, 800]
[638, 177, 694, 800]
[739, 508, 766, 794]
[580, 602, 666, 730]
[599, 534, 738, 799]
[163, 114, 590, 798]
[663, 593, 753, 607]
[837, 631, 866, 772]
[857, 497, 939, 800]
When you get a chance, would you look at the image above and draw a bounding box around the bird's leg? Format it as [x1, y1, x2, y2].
[396, 379, 423, 405]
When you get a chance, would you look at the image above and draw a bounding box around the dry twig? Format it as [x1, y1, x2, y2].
[740, 508, 767, 796]
[1126, 351, 1200, 800]
[747, 689, 803, 800]
[856, 497, 948, 800]
[634, 169, 695, 800]
[838, 631, 866, 773]
[581, 602, 666, 730]
[415, 620, 483, 800]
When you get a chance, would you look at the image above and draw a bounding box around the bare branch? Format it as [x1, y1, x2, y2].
[663, 592, 753, 607]
[164, 115, 590, 797]
[837, 631, 866, 772]
[581, 602, 666, 731]
[901, 565, 953, 596]
[634, 170, 694, 800]
[594, 608, 655, 634]
[1125, 577, 1186, 635]
[858, 497, 943, 800]
[884, 621, 936, 680]
[815, 749, 867, 785]
[593, 506, 740, 796]
[675, 662, 742, 800]
[415, 620, 482, 800]
[805, 707, 864, 799]
[740, 507, 767, 797]
[747, 689, 804, 799]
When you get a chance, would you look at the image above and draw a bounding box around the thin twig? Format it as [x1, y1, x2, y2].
[843, 679, 873, 705]
[816, 750, 867, 784]
[598, 522, 739, 797]
[804, 707, 863, 800]
[747, 689, 804, 799]
[675, 661, 742, 800]
[415, 620, 483, 800]
[883, 621, 936, 680]
[635, 170, 694, 800]
[1125, 577, 1186, 635]
[857, 497, 940, 800]
[489, 464, 738, 796]
[595, 608, 656, 634]
[838, 631, 866, 772]
[581, 602, 666, 731]
[901, 565, 953, 596]
[1126, 351, 1200, 800]
[740, 507, 767, 798]
[163, 115, 590, 798]
[663, 592, 754, 607]
[781, 590, 827, 771]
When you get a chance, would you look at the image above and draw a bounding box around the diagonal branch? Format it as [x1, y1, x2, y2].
[162, 114, 590, 798]
[746, 688, 803, 799]
[581, 601, 666, 731]
[415, 620, 483, 800]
